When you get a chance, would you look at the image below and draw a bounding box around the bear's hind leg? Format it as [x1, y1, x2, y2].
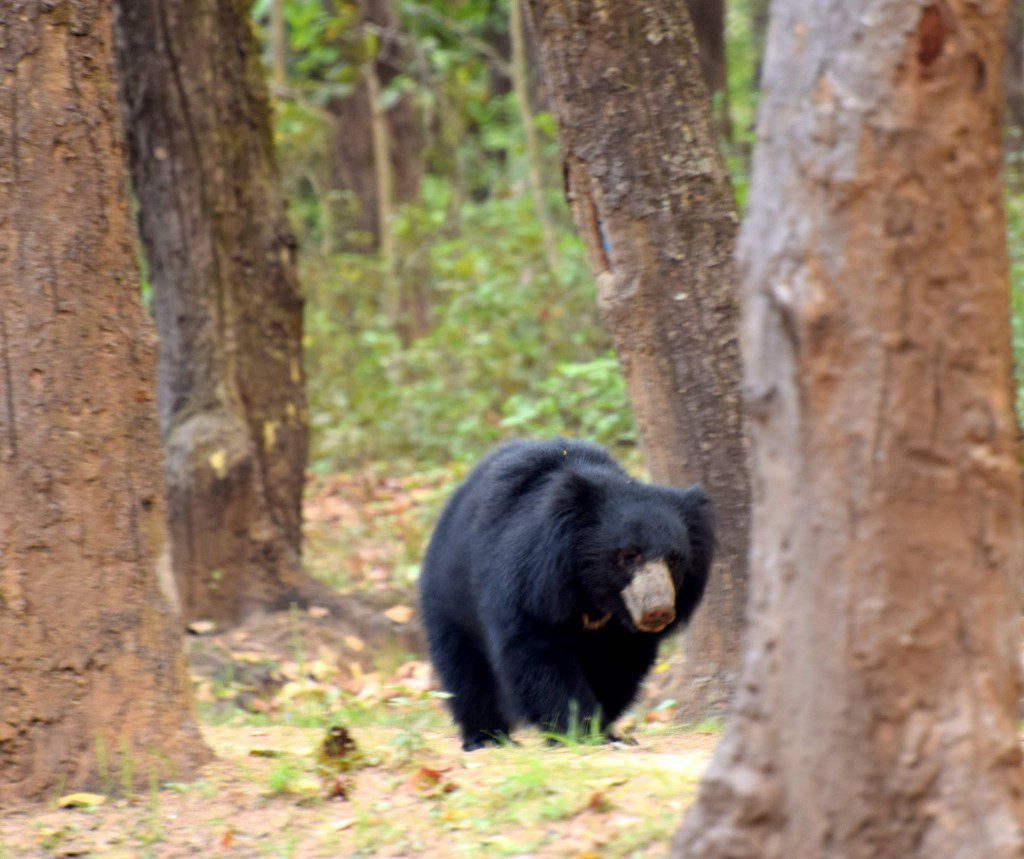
[430, 622, 511, 751]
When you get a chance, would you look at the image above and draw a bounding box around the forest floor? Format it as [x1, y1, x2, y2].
[0, 470, 719, 857]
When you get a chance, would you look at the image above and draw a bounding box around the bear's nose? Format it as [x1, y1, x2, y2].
[636, 605, 675, 633]
[621, 560, 676, 633]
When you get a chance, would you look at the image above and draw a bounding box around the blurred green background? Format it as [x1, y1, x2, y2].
[246, 0, 1024, 474]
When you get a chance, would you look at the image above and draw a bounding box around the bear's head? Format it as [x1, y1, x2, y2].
[552, 470, 714, 635]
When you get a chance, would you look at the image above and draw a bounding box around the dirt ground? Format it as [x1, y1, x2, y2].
[0, 471, 718, 857]
[0, 720, 716, 857]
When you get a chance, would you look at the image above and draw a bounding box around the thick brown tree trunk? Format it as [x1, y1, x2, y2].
[325, 0, 424, 249]
[527, 0, 750, 720]
[113, 0, 328, 626]
[676, 2, 1024, 856]
[0, 0, 209, 801]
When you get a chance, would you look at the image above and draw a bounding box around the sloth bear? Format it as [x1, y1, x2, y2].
[419, 438, 714, 750]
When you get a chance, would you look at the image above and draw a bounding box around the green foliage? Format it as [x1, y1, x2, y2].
[258, 0, 1024, 474]
[261, 1, 635, 470]
[304, 181, 633, 468]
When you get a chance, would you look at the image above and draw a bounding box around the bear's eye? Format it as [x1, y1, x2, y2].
[616, 549, 642, 568]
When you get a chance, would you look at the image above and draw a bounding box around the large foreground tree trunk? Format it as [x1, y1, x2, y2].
[527, 0, 750, 720]
[676, 1, 1024, 855]
[0, 0, 209, 801]
[113, 0, 325, 626]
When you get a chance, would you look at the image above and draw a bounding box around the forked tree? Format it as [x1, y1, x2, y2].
[0, 0, 209, 800]
[113, 0, 332, 625]
[526, 0, 750, 719]
[676, 1, 1024, 855]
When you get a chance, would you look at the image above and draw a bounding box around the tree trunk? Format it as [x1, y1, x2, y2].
[751, 0, 771, 90]
[270, 0, 287, 89]
[526, 0, 750, 720]
[325, 0, 424, 249]
[113, 0, 328, 626]
[0, 0, 209, 801]
[510, 0, 560, 278]
[1006, 0, 1024, 147]
[676, 2, 1024, 856]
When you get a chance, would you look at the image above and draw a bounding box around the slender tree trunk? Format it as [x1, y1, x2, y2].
[676, 2, 1024, 855]
[751, 0, 771, 91]
[0, 0, 209, 801]
[113, 0, 329, 626]
[366, 62, 399, 329]
[510, 0, 560, 278]
[325, 0, 424, 248]
[527, 0, 750, 720]
[270, 0, 287, 89]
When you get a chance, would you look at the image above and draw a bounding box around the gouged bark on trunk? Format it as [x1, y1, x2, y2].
[676, 2, 1024, 856]
[0, 0, 209, 801]
[527, 0, 750, 720]
[113, 0, 323, 626]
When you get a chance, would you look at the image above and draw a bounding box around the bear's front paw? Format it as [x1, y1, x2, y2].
[462, 732, 516, 752]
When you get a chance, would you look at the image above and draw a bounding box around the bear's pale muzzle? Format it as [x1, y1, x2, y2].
[621, 561, 676, 633]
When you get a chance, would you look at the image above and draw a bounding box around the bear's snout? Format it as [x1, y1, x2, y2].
[621, 561, 676, 633]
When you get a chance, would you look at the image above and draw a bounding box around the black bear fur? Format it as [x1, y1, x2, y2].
[419, 438, 714, 750]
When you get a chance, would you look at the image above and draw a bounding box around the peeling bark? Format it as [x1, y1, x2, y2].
[527, 0, 750, 719]
[0, 0, 209, 801]
[675, 1, 1024, 855]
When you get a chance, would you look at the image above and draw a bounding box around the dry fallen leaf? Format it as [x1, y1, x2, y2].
[220, 829, 235, 849]
[308, 605, 330, 619]
[343, 635, 365, 652]
[586, 790, 613, 813]
[404, 765, 457, 795]
[384, 605, 414, 624]
[186, 619, 216, 635]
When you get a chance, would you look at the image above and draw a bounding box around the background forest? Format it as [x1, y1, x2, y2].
[261, 0, 1024, 473]
[4, 0, 1024, 855]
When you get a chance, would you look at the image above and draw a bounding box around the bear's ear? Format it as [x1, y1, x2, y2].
[549, 469, 603, 528]
[674, 484, 715, 579]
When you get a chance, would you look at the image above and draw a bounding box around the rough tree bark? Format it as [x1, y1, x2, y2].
[113, 0, 329, 625]
[0, 0, 209, 801]
[325, 0, 424, 249]
[527, 0, 750, 720]
[676, 1, 1024, 856]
